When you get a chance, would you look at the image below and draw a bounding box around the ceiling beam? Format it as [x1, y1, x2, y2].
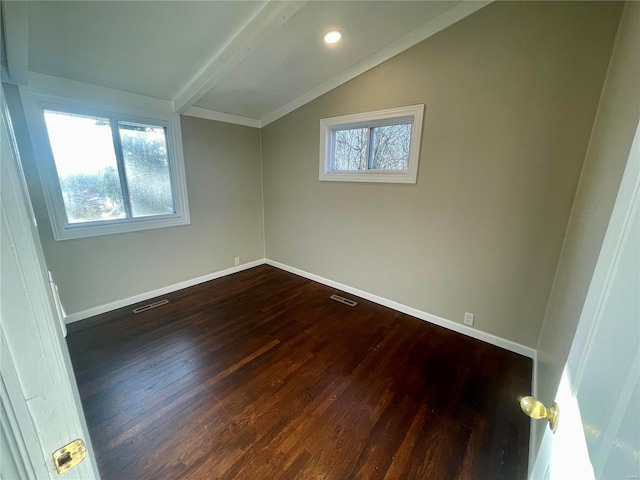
[183, 106, 261, 129]
[2, 1, 29, 85]
[173, 1, 306, 114]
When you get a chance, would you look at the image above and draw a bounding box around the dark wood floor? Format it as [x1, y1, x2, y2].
[67, 265, 531, 480]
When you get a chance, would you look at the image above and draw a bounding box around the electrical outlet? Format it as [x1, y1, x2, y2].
[464, 312, 474, 326]
[234, 257, 240, 266]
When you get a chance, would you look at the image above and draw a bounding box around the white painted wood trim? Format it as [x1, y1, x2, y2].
[265, 259, 536, 359]
[1, 329, 44, 479]
[64, 259, 267, 324]
[173, 1, 307, 113]
[572, 120, 640, 477]
[260, 1, 492, 126]
[183, 106, 261, 129]
[529, 351, 539, 479]
[2, 87, 100, 478]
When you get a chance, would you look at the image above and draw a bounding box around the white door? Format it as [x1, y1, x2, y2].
[531, 121, 640, 479]
[0, 86, 100, 478]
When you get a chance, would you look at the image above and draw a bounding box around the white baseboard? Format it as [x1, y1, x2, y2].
[65, 257, 537, 361]
[265, 259, 537, 359]
[64, 259, 266, 324]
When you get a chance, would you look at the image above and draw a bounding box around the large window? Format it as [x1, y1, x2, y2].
[319, 104, 424, 183]
[21, 94, 189, 240]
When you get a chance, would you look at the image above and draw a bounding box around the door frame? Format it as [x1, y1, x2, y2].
[1, 85, 100, 479]
[531, 117, 640, 477]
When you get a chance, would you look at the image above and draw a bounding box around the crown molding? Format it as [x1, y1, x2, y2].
[260, 1, 491, 127]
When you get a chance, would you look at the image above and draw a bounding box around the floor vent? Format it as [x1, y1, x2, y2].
[133, 299, 169, 314]
[330, 294, 357, 307]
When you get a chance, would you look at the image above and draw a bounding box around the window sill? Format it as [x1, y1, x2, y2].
[319, 170, 417, 183]
[51, 214, 191, 241]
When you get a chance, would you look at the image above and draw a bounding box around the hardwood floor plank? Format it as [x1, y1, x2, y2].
[382, 402, 431, 480]
[67, 265, 532, 479]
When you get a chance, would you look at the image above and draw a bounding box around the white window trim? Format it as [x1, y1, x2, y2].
[19, 88, 190, 241]
[319, 104, 424, 184]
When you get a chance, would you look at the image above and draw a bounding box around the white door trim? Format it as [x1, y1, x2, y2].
[1, 85, 100, 479]
[531, 119, 640, 478]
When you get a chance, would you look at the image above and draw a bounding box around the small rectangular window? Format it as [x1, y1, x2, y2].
[319, 105, 424, 183]
[22, 92, 190, 240]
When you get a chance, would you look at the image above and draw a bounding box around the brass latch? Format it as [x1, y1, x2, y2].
[52, 439, 87, 475]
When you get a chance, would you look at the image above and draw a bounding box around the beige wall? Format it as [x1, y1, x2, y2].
[261, 2, 622, 348]
[6, 94, 265, 315]
[5, 1, 629, 354]
[534, 1, 640, 452]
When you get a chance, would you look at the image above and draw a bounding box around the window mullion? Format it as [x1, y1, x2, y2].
[367, 126, 374, 170]
[110, 119, 133, 219]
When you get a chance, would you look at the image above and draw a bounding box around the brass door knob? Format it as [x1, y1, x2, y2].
[519, 396, 560, 433]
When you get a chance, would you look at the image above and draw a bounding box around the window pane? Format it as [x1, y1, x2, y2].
[43, 111, 125, 224]
[333, 127, 368, 171]
[370, 123, 412, 171]
[118, 122, 174, 218]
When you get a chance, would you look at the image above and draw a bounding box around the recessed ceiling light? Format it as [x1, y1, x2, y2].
[323, 30, 342, 45]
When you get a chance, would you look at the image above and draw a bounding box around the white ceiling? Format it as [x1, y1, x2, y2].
[27, 1, 267, 101]
[4, 1, 489, 126]
[194, 1, 457, 119]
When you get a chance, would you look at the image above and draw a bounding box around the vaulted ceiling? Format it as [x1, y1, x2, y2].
[2, 1, 490, 126]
